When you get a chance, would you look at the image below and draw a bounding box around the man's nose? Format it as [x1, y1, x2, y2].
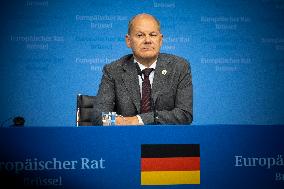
[144, 35, 152, 43]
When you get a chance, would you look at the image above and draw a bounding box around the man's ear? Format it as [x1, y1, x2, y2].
[125, 34, 131, 48]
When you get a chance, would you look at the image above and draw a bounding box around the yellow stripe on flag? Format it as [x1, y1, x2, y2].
[141, 171, 200, 185]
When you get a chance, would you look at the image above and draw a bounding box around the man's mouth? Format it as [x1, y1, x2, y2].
[142, 47, 153, 51]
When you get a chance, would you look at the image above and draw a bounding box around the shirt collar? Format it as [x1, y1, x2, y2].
[134, 58, 157, 71]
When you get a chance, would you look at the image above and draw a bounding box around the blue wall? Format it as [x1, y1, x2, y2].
[0, 0, 283, 126]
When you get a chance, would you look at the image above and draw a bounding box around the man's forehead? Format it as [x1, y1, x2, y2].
[131, 21, 159, 31]
[132, 27, 159, 33]
[128, 14, 161, 35]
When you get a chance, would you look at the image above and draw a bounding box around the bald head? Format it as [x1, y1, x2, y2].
[127, 13, 161, 35]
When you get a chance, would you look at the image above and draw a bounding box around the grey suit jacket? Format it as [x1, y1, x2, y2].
[93, 53, 193, 125]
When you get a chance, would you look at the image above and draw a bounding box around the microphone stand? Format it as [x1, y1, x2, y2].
[151, 98, 157, 125]
[76, 94, 82, 127]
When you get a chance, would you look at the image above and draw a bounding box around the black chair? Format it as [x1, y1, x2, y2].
[76, 94, 97, 126]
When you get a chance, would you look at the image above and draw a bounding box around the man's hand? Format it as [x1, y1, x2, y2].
[115, 116, 141, 126]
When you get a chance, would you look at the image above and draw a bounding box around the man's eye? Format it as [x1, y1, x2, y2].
[136, 33, 143, 37]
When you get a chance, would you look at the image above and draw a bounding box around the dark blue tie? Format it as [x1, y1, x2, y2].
[141, 68, 154, 113]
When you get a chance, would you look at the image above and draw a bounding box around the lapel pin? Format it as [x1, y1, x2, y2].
[162, 70, 167, 75]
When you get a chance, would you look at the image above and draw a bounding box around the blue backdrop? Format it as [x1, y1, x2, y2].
[0, 0, 284, 126]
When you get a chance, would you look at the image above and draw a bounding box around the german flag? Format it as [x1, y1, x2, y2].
[141, 144, 200, 185]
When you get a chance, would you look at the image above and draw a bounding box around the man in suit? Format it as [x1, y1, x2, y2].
[94, 13, 192, 125]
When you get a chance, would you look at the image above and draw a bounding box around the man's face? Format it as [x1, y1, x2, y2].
[126, 15, 163, 62]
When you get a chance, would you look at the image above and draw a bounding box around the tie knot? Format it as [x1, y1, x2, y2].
[142, 68, 154, 77]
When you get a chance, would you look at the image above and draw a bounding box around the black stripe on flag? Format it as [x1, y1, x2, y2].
[141, 144, 200, 158]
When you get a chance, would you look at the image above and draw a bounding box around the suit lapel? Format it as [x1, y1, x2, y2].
[152, 55, 170, 102]
[121, 56, 141, 112]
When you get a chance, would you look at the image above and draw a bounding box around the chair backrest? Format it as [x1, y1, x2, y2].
[76, 94, 97, 126]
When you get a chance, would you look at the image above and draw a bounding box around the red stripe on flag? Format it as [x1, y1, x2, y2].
[141, 157, 200, 171]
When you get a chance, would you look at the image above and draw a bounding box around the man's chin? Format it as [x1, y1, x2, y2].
[139, 53, 159, 60]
